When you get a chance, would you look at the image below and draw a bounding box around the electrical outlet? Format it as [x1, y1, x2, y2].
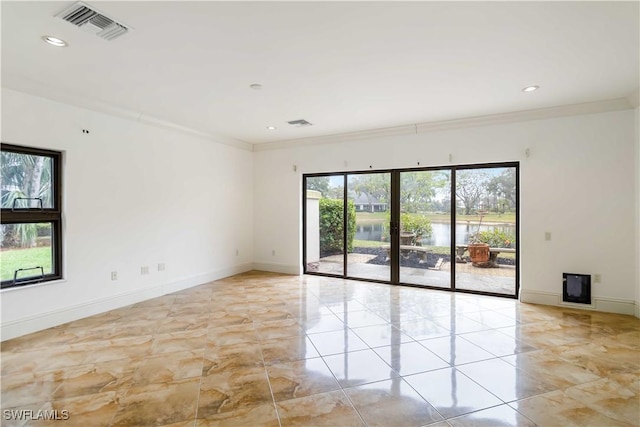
[594, 274, 601, 283]
[272, 249, 276, 256]
[111, 271, 118, 281]
[544, 232, 551, 241]
[158, 263, 165, 272]
[141, 266, 149, 275]
[236, 249, 239, 256]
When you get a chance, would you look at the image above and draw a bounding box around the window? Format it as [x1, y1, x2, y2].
[1, 143, 62, 288]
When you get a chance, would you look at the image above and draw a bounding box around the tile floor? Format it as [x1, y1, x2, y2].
[1, 271, 639, 426]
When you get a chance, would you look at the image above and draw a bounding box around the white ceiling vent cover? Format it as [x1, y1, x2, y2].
[56, 2, 132, 41]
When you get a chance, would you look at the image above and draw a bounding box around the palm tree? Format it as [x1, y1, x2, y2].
[1, 151, 52, 247]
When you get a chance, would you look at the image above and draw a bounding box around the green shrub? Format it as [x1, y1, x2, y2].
[400, 213, 432, 243]
[476, 229, 515, 248]
[386, 212, 433, 245]
[36, 223, 51, 237]
[319, 198, 356, 255]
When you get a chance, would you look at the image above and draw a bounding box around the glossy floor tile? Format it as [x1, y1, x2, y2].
[456, 358, 558, 402]
[373, 341, 449, 376]
[267, 358, 340, 401]
[419, 335, 495, 366]
[404, 367, 503, 418]
[322, 349, 399, 388]
[2, 271, 639, 426]
[275, 390, 364, 427]
[344, 378, 443, 426]
[447, 404, 536, 427]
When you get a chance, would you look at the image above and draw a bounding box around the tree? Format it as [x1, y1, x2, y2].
[400, 171, 448, 213]
[1, 151, 51, 247]
[325, 185, 345, 200]
[456, 170, 489, 215]
[486, 168, 516, 210]
[349, 174, 390, 212]
[306, 177, 330, 195]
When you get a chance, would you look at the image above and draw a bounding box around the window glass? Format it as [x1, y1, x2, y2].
[1, 223, 53, 283]
[1, 144, 61, 288]
[1, 151, 53, 209]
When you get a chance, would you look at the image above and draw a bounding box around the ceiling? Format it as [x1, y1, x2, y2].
[2, 1, 639, 146]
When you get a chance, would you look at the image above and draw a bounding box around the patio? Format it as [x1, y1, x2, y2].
[312, 253, 516, 296]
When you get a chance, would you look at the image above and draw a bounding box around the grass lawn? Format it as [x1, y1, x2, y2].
[353, 239, 388, 248]
[449, 213, 516, 224]
[355, 212, 387, 222]
[0, 247, 52, 281]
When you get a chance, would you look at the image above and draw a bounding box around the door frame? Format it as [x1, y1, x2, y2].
[302, 161, 520, 299]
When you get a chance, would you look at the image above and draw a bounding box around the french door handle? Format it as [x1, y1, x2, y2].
[390, 222, 399, 235]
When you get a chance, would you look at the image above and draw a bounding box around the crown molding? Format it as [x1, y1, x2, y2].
[4, 73, 633, 154]
[253, 97, 633, 152]
[1, 76, 252, 152]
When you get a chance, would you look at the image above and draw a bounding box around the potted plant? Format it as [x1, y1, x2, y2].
[468, 211, 490, 265]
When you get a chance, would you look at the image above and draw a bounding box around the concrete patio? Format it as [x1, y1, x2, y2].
[313, 253, 516, 295]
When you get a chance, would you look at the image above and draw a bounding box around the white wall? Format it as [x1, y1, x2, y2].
[253, 109, 638, 314]
[305, 190, 321, 264]
[1, 89, 254, 340]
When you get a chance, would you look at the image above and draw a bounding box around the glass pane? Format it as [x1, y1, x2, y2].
[347, 173, 391, 281]
[305, 176, 345, 275]
[399, 170, 452, 288]
[1, 151, 54, 209]
[1, 223, 53, 282]
[455, 167, 516, 295]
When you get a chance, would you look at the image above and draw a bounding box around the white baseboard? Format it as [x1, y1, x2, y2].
[520, 290, 637, 316]
[0, 263, 253, 341]
[252, 262, 300, 275]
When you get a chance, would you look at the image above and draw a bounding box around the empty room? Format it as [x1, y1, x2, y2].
[1, 1, 639, 426]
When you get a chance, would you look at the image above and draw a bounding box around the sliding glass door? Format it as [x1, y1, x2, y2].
[347, 173, 391, 282]
[454, 166, 518, 296]
[303, 162, 519, 298]
[304, 175, 345, 276]
[399, 170, 452, 289]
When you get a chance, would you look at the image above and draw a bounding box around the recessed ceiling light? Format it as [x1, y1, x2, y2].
[250, 84, 263, 90]
[42, 36, 67, 47]
[266, 126, 277, 130]
[522, 85, 539, 92]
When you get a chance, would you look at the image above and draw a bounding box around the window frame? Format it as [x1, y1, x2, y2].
[1, 143, 63, 289]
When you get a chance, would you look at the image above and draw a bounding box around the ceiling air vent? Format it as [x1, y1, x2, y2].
[287, 119, 313, 127]
[56, 1, 131, 41]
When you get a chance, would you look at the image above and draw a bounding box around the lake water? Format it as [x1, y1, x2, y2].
[355, 222, 516, 246]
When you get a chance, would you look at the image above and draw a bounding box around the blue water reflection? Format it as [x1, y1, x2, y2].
[355, 222, 516, 246]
